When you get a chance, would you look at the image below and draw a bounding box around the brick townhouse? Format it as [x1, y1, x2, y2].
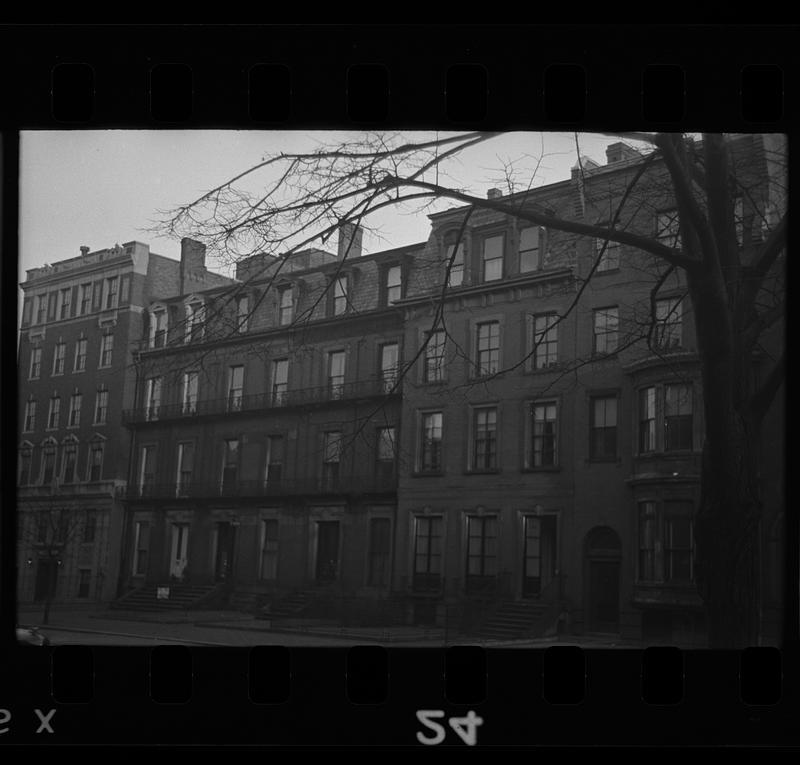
[17, 135, 784, 643]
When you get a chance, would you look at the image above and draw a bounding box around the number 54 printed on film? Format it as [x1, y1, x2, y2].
[416, 710, 483, 746]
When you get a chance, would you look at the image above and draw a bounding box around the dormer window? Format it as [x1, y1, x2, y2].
[236, 294, 250, 333]
[150, 307, 168, 348]
[332, 276, 348, 316]
[444, 236, 465, 287]
[279, 286, 293, 325]
[185, 299, 205, 343]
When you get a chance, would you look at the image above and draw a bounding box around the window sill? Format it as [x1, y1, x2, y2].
[593, 267, 620, 276]
[586, 457, 620, 464]
[465, 468, 501, 476]
[421, 379, 448, 387]
[412, 471, 445, 478]
[73, 369, 86, 374]
[520, 466, 561, 473]
[592, 351, 619, 360]
[524, 364, 562, 375]
[636, 450, 699, 459]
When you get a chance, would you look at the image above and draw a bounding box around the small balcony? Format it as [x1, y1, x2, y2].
[122, 377, 401, 426]
[126, 474, 397, 501]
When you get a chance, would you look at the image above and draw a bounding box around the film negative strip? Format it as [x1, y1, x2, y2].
[1, 23, 796, 750]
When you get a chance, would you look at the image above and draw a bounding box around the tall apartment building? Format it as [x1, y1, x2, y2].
[16, 238, 234, 605]
[119, 227, 424, 615]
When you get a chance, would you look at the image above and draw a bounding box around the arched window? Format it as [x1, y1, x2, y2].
[61, 435, 79, 484]
[40, 437, 58, 485]
[87, 435, 106, 482]
[18, 441, 34, 486]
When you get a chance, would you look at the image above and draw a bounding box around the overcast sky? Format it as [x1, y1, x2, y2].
[18, 130, 635, 300]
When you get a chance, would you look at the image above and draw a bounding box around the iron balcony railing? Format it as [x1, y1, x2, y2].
[126, 474, 397, 500]
[122, 377, 401, 425]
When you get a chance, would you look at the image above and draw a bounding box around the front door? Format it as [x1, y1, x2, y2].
[214, 522, 236, 582]
[523, 515, 557, 597]
[34, 559, 56, 602]
[315, 521, 340, 583]
[170, 523, 189, 579]
[588, 561, 620, 632]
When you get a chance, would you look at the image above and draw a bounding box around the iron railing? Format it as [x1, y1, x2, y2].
[126, 474, 397, 500]
[122, 377, 401, 425]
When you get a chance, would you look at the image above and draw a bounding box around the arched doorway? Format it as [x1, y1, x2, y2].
[584, 526, 621, 633]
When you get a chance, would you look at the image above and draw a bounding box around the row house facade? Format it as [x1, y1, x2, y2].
[18, 135, 783, 644]
[16, 238, 234, 605]
[120, 230, 424, 614]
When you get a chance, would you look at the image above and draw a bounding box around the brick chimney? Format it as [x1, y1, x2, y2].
[487, 188, 502, 200]
[80, 245, 90, 256]
[337, 222, 363, 261]
[180, 238, 207, 292]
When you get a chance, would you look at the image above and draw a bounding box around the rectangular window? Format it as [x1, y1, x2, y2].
[595, 235, 621, 272]
[593, 307, 619, 355]
[176, 442, 195, 496]
[58, 288, 70, 319]
[24, 400, 37, 432]
[656, 209, 680, 247]
[376, 426, 396, 481]
[590, 396, 618, 460]
[182, 371, 199, 414]
[236, 295, 249, 332]
[52, 342, 66, 375]
[271, 359, 288, 405]
[466, 515, 498, 592]
[655, 298, 683, 349]
[94, 388, 108, 424]
[19, 448, 33, 485]
[424, 330, 446, 383]
[328, 350, 346, 399]
[665, 384, 693, 451]
[152, 310, 167, 348]
[74, 338, 87, 371]
[83, 510, 97, 543]
[260, 519, 279, 580]
[265, 435, 284, 486]
[531, 402, 557, 467]
[368, 518, 391, 587]
[322, 431, 342, 488]
[385, 265, 402, 304]
[99, 333, 114, 367]
[88, 441, 103, 481]
[476, 321, 500, 376]
[473, 407, 498, 471]
[531, 313, 558, 369]
[413, 516, 443, 589]
[79, 283, 92, 315]
[523, 515, 557, 596]
[41, 446, 56, 485]
[639, 387, 656, 453]
[227, 365, 244, 411]
[664, 501, 694, 582]
[221, 439, 239, 491]
[279, 286, 293, 325]
[133, 521, 150, 576]
[482, 234, 504, 281]
[105, 276, 118, 309]
[519, 226, 541, 272]
[68, 393, 82, 427]
[333, 275, 348, 316]
[145, 377, 162, 421]
[48, 396, 61, 429]
[62, 442, 77, 483]
[29, 347, 42, 379]
[379, 343, 399, 392]
[36, 295, 47, 324]
[446, 242, 464, 287]
[420, 411, 443, 472]
[140, 446, 157, 494]
[638, 502, 657, 582]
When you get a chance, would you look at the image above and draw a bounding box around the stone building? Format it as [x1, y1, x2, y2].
[16, 238, 234, 606]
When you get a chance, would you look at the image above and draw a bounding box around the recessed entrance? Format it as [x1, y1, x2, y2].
[315, 521, 340, 583]
[585, 526, 621, 633]
[34, 559, 57, 602]
[214, 522, 236, 582]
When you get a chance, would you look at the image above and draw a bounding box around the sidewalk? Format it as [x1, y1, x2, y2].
[17, 605, 644, 648]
